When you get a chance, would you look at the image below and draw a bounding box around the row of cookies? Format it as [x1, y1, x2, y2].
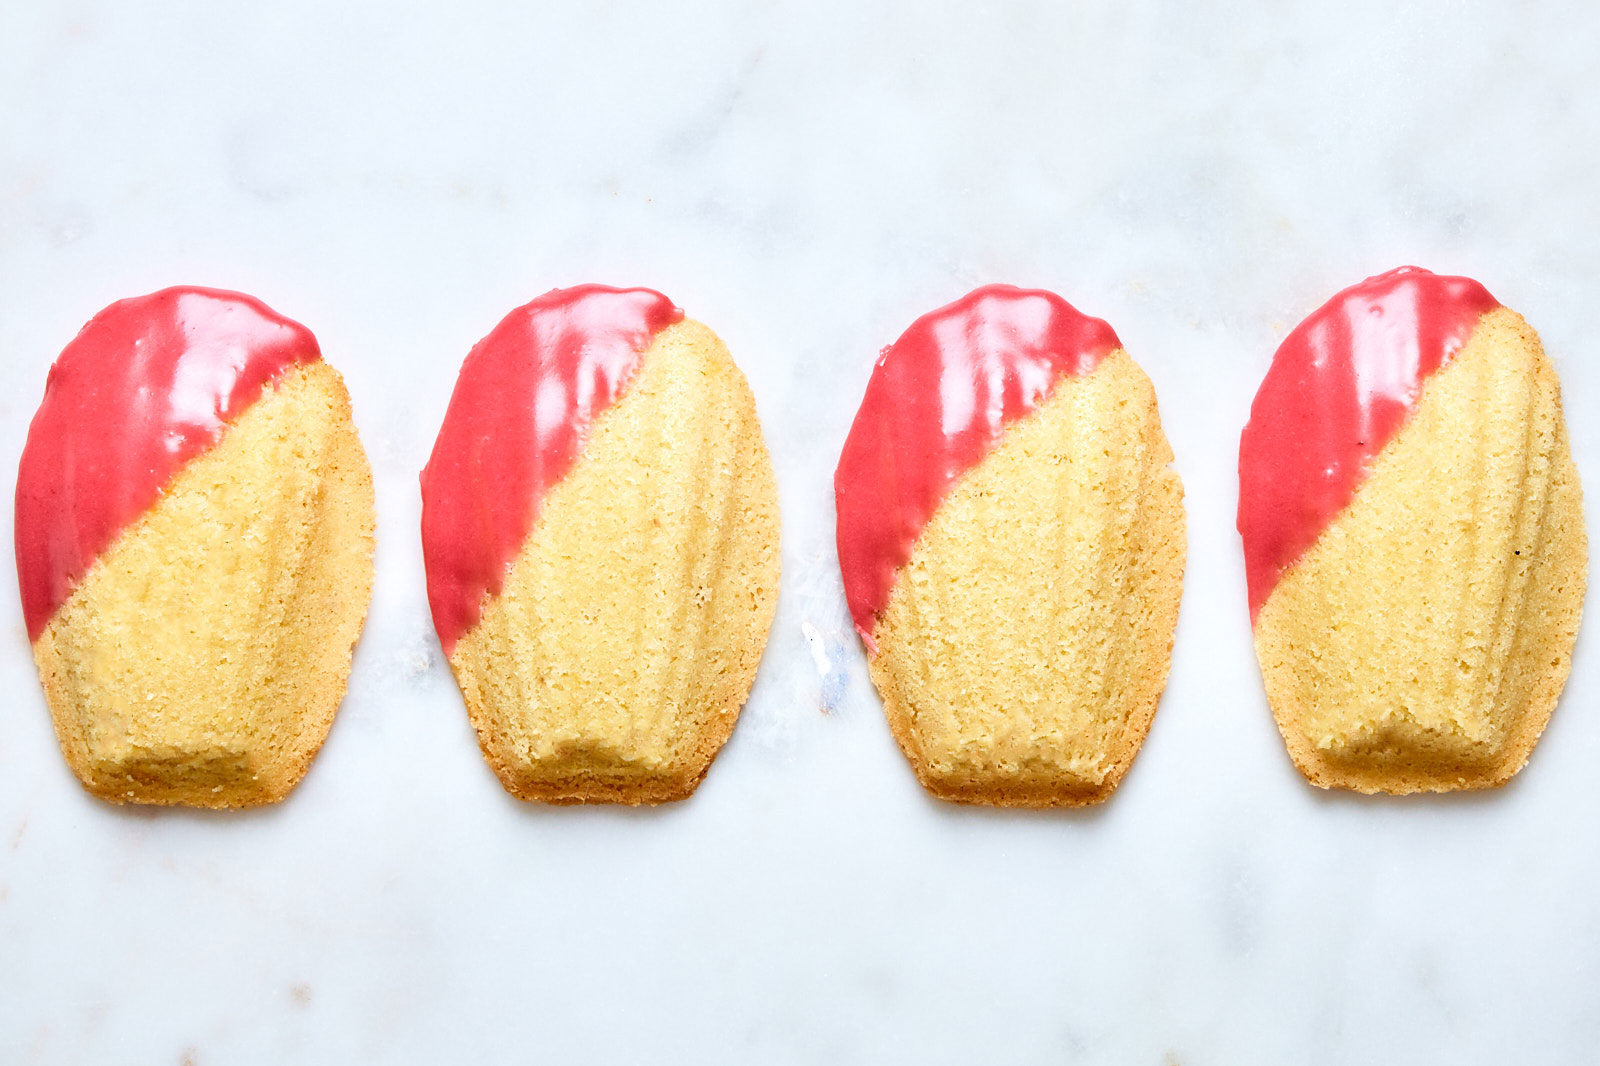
[14, 270, 1585, 808]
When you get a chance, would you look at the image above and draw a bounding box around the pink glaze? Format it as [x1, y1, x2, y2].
[14, 287, 320, 642]
[1238, 266, 1500, 622]
[419, 285, 683, 655]
[834, 285, 1122, 649]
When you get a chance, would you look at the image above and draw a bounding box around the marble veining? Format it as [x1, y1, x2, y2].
[0, 0, 1597, 1063]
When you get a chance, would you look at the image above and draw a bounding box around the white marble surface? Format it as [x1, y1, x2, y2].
[2, 0, 1599, 1062]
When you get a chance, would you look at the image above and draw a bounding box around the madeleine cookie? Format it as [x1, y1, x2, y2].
[15, 287, 375, 808]
[835, 285, 1186, 807]
[1239, 267, 1586, 794]
[420, 286, 779, 804]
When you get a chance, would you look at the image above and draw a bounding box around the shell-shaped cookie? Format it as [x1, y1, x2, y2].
[421, 287, 780, 804]
[16, 289, 376, 808]
[1241, 269, 1586, 793]
[836, 286, 1185, 807]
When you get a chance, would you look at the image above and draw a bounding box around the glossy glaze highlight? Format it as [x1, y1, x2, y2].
[420, 285, 683, 655]
[1238, 266, 1500, 621]
[15, 287, 320, 641]
[834, 284, 1122, 646]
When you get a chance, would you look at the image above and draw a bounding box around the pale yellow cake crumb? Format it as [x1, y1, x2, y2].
[34, 361, 376, 808]
[1255, 307, 1587, 794]
[869, 348, 1187, 807]
[448, 319, 781, 804]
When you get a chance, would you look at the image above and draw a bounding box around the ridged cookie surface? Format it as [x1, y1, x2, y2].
[1240, 268, 1586, 793]
[836, 286, 1185, 807]
[421, 287, 779, 804]
[16, 288, 376, 808]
